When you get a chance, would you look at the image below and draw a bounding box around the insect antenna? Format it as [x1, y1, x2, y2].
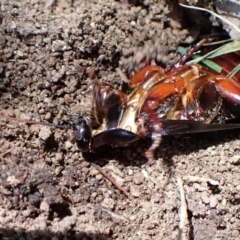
[169, 38, 214, 70]
[0, 114, 73, 130]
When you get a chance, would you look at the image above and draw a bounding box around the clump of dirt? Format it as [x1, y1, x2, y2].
[0, 0, 240, 239]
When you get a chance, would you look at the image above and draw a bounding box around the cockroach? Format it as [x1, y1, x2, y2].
[74, 40, 240, 164]
[1, 40, 240, 165]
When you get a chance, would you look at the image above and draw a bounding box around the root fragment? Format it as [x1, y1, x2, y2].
[177, 177, 188, 240]
[92, 163, 134, 201]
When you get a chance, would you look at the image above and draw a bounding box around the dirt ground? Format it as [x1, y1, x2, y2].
[0, 0, 240, 239]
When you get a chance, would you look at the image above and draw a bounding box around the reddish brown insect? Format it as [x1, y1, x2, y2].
[75, 43, 240, 164]
[1, 41, 240, 164]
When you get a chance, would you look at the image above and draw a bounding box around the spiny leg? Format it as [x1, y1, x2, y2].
[144, 122, 162, 166]
[169, 38, 213, 70]
[140, 104, 163, 166]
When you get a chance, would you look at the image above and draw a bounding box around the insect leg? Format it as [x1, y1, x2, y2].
[129, 65, 165, 88]
[144, 123, 162, 166]
[139, 104, 163, 166]
[169, 38, 213, 70]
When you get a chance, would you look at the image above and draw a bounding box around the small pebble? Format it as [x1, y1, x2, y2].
[201, 191, 210, 204]
[39, 126, 52, 140]
[130, 185, 141, 197]
[101, 198, 115, 210]
[40, 201, 49, 212]
[133, 172, 144, 185]
[229, 155, 240, 164]
[210, 195, 218, 208]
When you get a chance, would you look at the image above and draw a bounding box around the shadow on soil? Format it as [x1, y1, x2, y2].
[82, 129, 240, 168]
[0, 228, 108, 240]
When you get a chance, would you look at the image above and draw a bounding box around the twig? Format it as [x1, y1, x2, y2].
[98, 207, 129, 221]
[182, 175, 221, 187]
[177, 177, 188, 240]
[92, 163, 134, 201]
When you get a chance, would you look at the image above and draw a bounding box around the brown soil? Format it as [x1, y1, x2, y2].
[0, 0, 240, 239]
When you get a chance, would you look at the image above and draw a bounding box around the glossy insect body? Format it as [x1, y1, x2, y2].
[75, 50, 240, 163]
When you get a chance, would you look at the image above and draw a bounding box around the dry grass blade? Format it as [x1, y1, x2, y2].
[179, 41, 240, 76]
[179, 3, 240, 34]
[179, 2, 240, 77]
[228, 63, 240, 77]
